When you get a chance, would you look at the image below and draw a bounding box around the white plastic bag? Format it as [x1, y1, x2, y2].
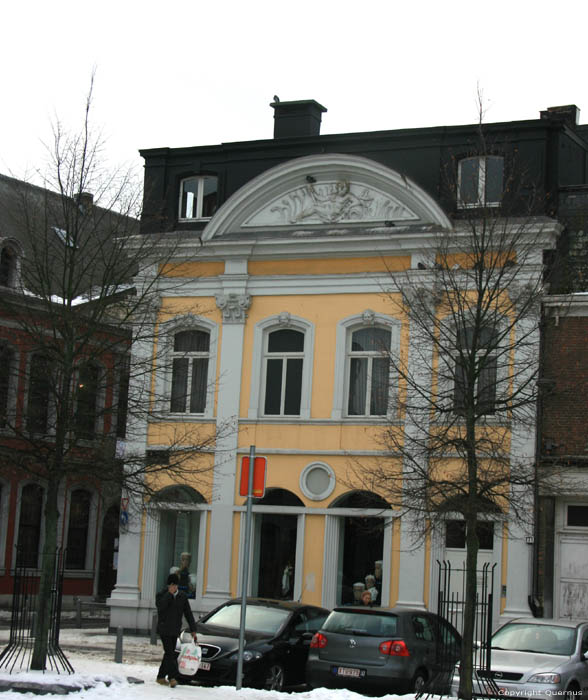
[178, 641, 202, 675]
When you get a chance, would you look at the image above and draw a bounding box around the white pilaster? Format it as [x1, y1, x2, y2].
[203, 270, 250, 607]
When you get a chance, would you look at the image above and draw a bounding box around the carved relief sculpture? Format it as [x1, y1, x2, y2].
[215, 293, 251, 324]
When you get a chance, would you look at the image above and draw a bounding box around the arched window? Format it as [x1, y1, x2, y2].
[170, 329, 210, 414]
[65, 489, 92, 569]
[263, 329, 304, 416]
[17, 484, 44, 568]
[332, 312, 400, 420]
[248, 314, 314, 420]
[156, 486, 205, 598]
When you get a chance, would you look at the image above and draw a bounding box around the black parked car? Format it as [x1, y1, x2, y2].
[178, 597, 330, 691]
[306, 606, 461, 695]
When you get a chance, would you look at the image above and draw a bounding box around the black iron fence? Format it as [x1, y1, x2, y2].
[430, 560, 500, 698]
[0, 546, 73, 673]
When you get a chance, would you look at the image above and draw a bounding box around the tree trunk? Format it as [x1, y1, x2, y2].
[30, 478, 60, 670]
[458, 512, 479, 700]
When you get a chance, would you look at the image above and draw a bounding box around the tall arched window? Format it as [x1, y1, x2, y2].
[75, 363, 101, 439]
[170, 329, 210, 414]
[17, 484, 44, 568]
[27, 354, 51, 434]
[65, 489, 92, 569]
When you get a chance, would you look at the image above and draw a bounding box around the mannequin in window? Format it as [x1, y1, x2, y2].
[365, 574, 378, 604]
[177, 552, 195, 598]
[281, 561, 293, 598]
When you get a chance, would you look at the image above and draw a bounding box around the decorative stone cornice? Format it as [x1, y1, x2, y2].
[215, 293, 251, 324]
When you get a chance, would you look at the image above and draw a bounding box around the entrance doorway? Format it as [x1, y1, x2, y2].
[97, 504, 119, 597]
[252, 489, 302, 600]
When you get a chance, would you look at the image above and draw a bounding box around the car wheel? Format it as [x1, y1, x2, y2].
[566, 682, 581, 700]
[412, 670, 428, 693]
[264, 663, 285, 691]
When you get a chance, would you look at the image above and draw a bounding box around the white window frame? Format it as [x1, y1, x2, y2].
[154, 315, 218, 419]
[457, 155, 504, 209]
[332, 312, 401, 420]
[248, 314, 314, 420]
[178, 176, 218, 221]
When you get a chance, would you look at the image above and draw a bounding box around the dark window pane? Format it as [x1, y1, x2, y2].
[445, 520, 466, 548]
[568, 506, 588, 527]
[477, 355, 497, 414]
[268, 329, 304, 353]
[201, 177, 218, 218]
[66, 490, 91, 569]
[18, 484, 43, 567]
[284, 358, 303, 415]
[27, 355, 51, 433]
[459, 158, 480, 205]
[76, 364, 100, 439]
[351, 328, 390, 352]
[348, 357, 367, 415]
[445, 520, 494, 549]
[0, 345, 14, 427]
[174, 330, 209, 353]
[190, 358, 208, 413]
[370, 357, 390, 415]
[477, 521, 494, 550]
[116, 357, 130, 439]
[0, 247, 15, 287]
[264, 359, 283, 414]
[453, 360, 467, 414]
[485, 156, 504, 204]
[170, 358, 189, 412]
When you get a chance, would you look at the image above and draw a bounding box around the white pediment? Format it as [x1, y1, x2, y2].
[203, 154, 451, 240]
[243, 180, 419, 227]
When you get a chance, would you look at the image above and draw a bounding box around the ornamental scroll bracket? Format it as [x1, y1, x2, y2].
[215, 293, 251, 324]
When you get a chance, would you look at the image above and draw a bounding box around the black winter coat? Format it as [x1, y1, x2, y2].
[156, 588, 197, 637]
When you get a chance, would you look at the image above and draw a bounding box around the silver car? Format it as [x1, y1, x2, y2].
[453, 618, 588, 699]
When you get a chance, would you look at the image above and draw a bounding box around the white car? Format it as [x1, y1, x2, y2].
[453, 618, 588, 699]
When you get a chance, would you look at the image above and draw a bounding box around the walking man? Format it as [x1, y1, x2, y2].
[156, 573, 198, 687]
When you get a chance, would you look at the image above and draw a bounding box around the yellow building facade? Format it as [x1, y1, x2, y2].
[108, 108, 558, 633]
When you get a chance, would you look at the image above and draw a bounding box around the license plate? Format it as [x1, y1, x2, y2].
[199, 661, 211, 671]
[336, 666, 364, 678]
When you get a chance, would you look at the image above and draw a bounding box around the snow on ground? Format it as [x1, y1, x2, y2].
[0, 627, 419, 700]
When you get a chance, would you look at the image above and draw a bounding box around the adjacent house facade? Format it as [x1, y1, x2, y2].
[108, 100, 588, 633]
[0, 174, 134, 604]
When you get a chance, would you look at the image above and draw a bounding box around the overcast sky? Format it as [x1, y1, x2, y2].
[3, 0, 586, 186]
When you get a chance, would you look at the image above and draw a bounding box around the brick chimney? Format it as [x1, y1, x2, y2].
[540, 105, 580, 128]
[271, 99, 327, 138]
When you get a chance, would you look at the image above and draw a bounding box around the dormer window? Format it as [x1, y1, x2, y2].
[0, 245, 17, 287]
[457, 156, 504, 209]
[179, 176, 218, 220]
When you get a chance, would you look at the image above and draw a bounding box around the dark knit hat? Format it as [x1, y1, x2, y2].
[167, 573, 180, 585]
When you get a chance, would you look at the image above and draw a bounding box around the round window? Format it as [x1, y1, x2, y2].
[300, 462, 335, 501]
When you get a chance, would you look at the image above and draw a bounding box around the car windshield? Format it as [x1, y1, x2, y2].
[323, 611, 398, 637]
[203, 604, 291, 635]
[492, 623, 576, 656]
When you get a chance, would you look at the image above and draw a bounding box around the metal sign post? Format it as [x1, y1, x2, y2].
[236, 445, 256, 691]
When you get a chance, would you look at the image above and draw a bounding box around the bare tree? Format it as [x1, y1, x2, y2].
[0, 82, 224, 670]
[348, 119, 560, 698]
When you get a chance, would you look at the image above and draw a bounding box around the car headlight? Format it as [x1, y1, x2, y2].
[230, 650, 263, 662]
[527, 673, 561, 684]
